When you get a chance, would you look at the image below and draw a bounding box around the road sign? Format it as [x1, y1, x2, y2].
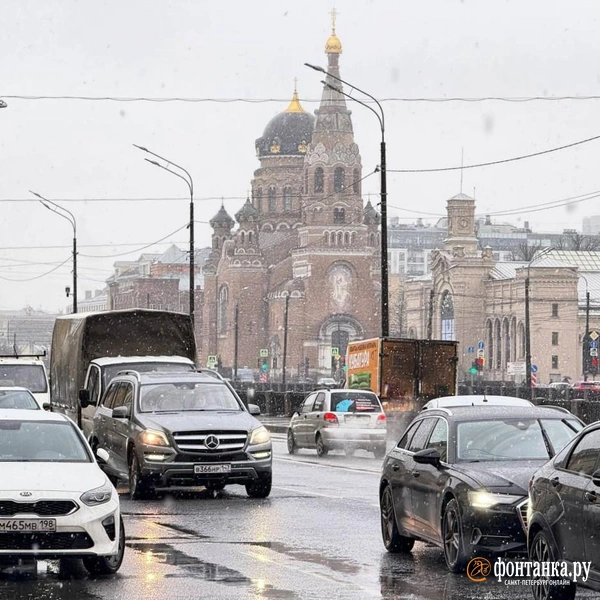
[207, 355, 217, 365]
[259, 349, 269, 357]
[531, 372, 538, 386]
[331, 347, 339, 356]
[591, 341, 599, 349]
[478, 341, 485, 350]
[591, 331, 599, 341]
[591, 348, 599, 357]
[507, 361, 526, 375]
[477, 349, 485, 358]
[531, 364, 538, 373]
[467, 346, 475, 354]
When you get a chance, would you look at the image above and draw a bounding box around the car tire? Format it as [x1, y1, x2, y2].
[83, 516, 125, 576]
[374, 445, 387, 459]
[316, 434, 328, 457]
[530, 530, 576, 600]
[380, 485, 414, 553]
[287, 430, 297, 454]
[245, 472, 272, 498]
[128, 451, 152, 500]
[442, 499, 471, 573]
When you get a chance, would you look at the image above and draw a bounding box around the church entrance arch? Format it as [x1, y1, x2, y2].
[316, 315, 364, 373]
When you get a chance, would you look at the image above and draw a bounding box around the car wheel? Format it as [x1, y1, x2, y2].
[530, 531, 576, 600]
[287, 430, 297, 454]
[245, 472, 272, 498]
[316, 434, 328, 457]
[380, 485, 414, 552]
[128, 451, 152, 500]
[442, 499, 470, 572]
[83, 516, 125, 576]
[374, 444, 387, 459]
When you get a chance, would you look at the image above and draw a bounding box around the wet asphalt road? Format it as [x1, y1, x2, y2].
[0, 435, 598, 600]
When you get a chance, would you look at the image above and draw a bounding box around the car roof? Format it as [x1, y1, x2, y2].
[420, 405, 579, 421]
[116, 370, 224, 385]
[422, 395, 534, 409]
[0, 409, 70, 422]
[0, 357, 45, 365]
[0, 386, 34, 393]
[92, 355, 195, 366]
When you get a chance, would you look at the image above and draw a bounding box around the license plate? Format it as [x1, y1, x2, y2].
[194, 464, 231, 474]
[0, 519, 56, 533]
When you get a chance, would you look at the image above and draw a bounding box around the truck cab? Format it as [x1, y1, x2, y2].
[0, 355, 49, 409]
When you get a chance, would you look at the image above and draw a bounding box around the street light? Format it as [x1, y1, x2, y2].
[305, 62, 389, 338]
[134, 145, 195, 328]
[579, 273, 592, 381]
[30, 191, 77, 314]
[525, 247, 553, 396]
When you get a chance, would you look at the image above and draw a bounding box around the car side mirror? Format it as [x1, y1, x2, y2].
[593, 469, 600, 487]
[112, 405, 130, 419]
[248, 403, 260, 416]
[42, 403, 52, 412]
[96, 448, 110, 464]
[413, 448, 441, 467]
[79, 389, 90, 409]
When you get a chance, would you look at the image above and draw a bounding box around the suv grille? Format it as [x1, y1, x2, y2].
[517, 500, 528, 533]
[172, 430, 248, 454]
[0, 500, 77, 517]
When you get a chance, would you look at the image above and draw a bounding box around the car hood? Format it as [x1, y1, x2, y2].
[139, 410, 261, 433]
[454, 460, 546, 494]
[0, 463, 106, 493]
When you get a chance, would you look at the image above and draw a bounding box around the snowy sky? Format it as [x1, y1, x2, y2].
[2, 0, 600, 311]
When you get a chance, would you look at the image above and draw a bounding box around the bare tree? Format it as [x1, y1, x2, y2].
[555, 232, 600, 251]
[515, 241, 542, 261]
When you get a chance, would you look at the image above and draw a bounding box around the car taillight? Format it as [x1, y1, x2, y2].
[324, 412, 339, 424]
[377, 413, 387, 427]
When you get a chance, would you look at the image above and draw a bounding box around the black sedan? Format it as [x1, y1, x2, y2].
[379, 405, 583, 572]
[528, 421, 600, 599]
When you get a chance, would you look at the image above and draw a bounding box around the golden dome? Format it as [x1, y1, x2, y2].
[285, 90, 306, 113]
[325, 31, 342, 54]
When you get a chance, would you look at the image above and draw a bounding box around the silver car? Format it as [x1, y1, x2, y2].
[287, 389, 387, 458]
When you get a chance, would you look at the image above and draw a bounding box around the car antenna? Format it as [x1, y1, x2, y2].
[482, 390, 488, 402]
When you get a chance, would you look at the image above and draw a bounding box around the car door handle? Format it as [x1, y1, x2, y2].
[550, 477, 560, 488]
[392, 464, 400, 471]
[585, 491, 597, 503]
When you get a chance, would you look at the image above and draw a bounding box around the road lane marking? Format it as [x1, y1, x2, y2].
[274, 455, 381, 474]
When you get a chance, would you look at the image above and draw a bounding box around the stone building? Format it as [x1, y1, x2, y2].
[403, 194, 600, 384]
[200, 24, 381, 380]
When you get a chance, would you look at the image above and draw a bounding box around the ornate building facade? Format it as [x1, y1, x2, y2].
[200, 24, 381, 380]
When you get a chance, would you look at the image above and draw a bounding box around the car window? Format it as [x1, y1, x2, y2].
[301, 394, 316, 414]
[102, 382, 119, 409]
[313, 392, 325, 412]
[540, 419, 583, 455]
[87, 366, 101, 406]
[139, 382, 242, 412]
[408, 418, 436, 453]
[0, 420, 90, 463]
[0, 390, 39, 410]
[0, 365, 47, 393]
[111, 383, 128, 410]
[426, 418, 448, 461]
[565, 429, 600, 476]
[330, 391, 382, 413]
[397, 420, 422, 449]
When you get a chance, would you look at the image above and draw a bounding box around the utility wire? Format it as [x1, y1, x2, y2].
[0, 256, 71, 282]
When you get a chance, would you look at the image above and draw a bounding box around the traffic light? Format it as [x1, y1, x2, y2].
[476, 357, 485, 372]
[469, 361, 478, 375]
[592, 357, 599, 375]
[261, 359, 268, 372]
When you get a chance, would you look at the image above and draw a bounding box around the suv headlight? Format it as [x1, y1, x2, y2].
[249, 426, 270, 445]
[140, 429, 170, 447]
[468, 490, 524, 509]
[80, 483, 113, 506]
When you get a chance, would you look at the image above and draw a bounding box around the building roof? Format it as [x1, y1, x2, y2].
[489, 262, 526, 280]
[448, 192, 475, 202]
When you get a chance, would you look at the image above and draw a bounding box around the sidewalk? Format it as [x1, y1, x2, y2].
[258, 415, 290, 434]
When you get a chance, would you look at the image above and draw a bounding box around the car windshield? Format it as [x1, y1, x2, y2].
[456, 418, 574, 461]
[331, 392, 382, 413]
[0, 390, 39, 410]
[140, 382, 242, 412]
[103, 362, 195, 387]
[0, 420, 90, 463]
[0, 365, 47, 393]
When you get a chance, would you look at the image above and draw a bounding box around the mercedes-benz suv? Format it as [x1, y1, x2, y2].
[89, 370, 272, 499]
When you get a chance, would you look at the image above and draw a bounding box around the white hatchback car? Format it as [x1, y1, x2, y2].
[0, 409, 124, 574]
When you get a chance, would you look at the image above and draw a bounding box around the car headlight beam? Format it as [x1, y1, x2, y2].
[249, 426, 270, 445]
[80, 483, 113, 506]
[468, 490, 524, 509]
[140, 429, 170, 447]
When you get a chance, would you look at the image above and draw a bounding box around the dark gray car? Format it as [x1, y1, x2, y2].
[90, 370, 272, 499]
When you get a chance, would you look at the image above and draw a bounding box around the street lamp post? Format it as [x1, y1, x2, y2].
[233, 303, 239, 382]
[580, 274, 591, 381]
[282, 294, 290, 387]
[525, 247, 553, 396]
[134, 145, 195, 328]
[305, 63, 389, 338]
[30, 191, 77, 314]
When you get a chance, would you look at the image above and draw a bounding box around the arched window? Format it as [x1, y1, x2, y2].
[344, 232, 350, 245]
[323, 232, 329, 245]
[304, 171, 308, 194]
[353, 168, 360, 194]
[218, 285, 228, 334]
[369, 233, 376, 247]
[333, 208, 345, 223]
[256, 188, 263, 212]
[334, 167, 345, 193]
[503, 319, 511, 365]
[283, 186, 293, 210]
[495, 319, 502, 369]
[268, 186, 276, 212]
[487, 320, 494, 369]
[314, 168, 324, 193]
[518, 322, 525, 359]
[248, 231, 253, 244]
[440, 291, 455, 341]
[240, 231, 245, 244]
[337, 232, 343, 245]
[329, 231, 335, 245]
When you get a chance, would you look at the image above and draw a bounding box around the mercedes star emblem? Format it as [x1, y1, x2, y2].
[205, 434, 220, 449]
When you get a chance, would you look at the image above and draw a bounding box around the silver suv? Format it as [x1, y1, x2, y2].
[91, 370, 272, 499]
[287, 388, 387, 458]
